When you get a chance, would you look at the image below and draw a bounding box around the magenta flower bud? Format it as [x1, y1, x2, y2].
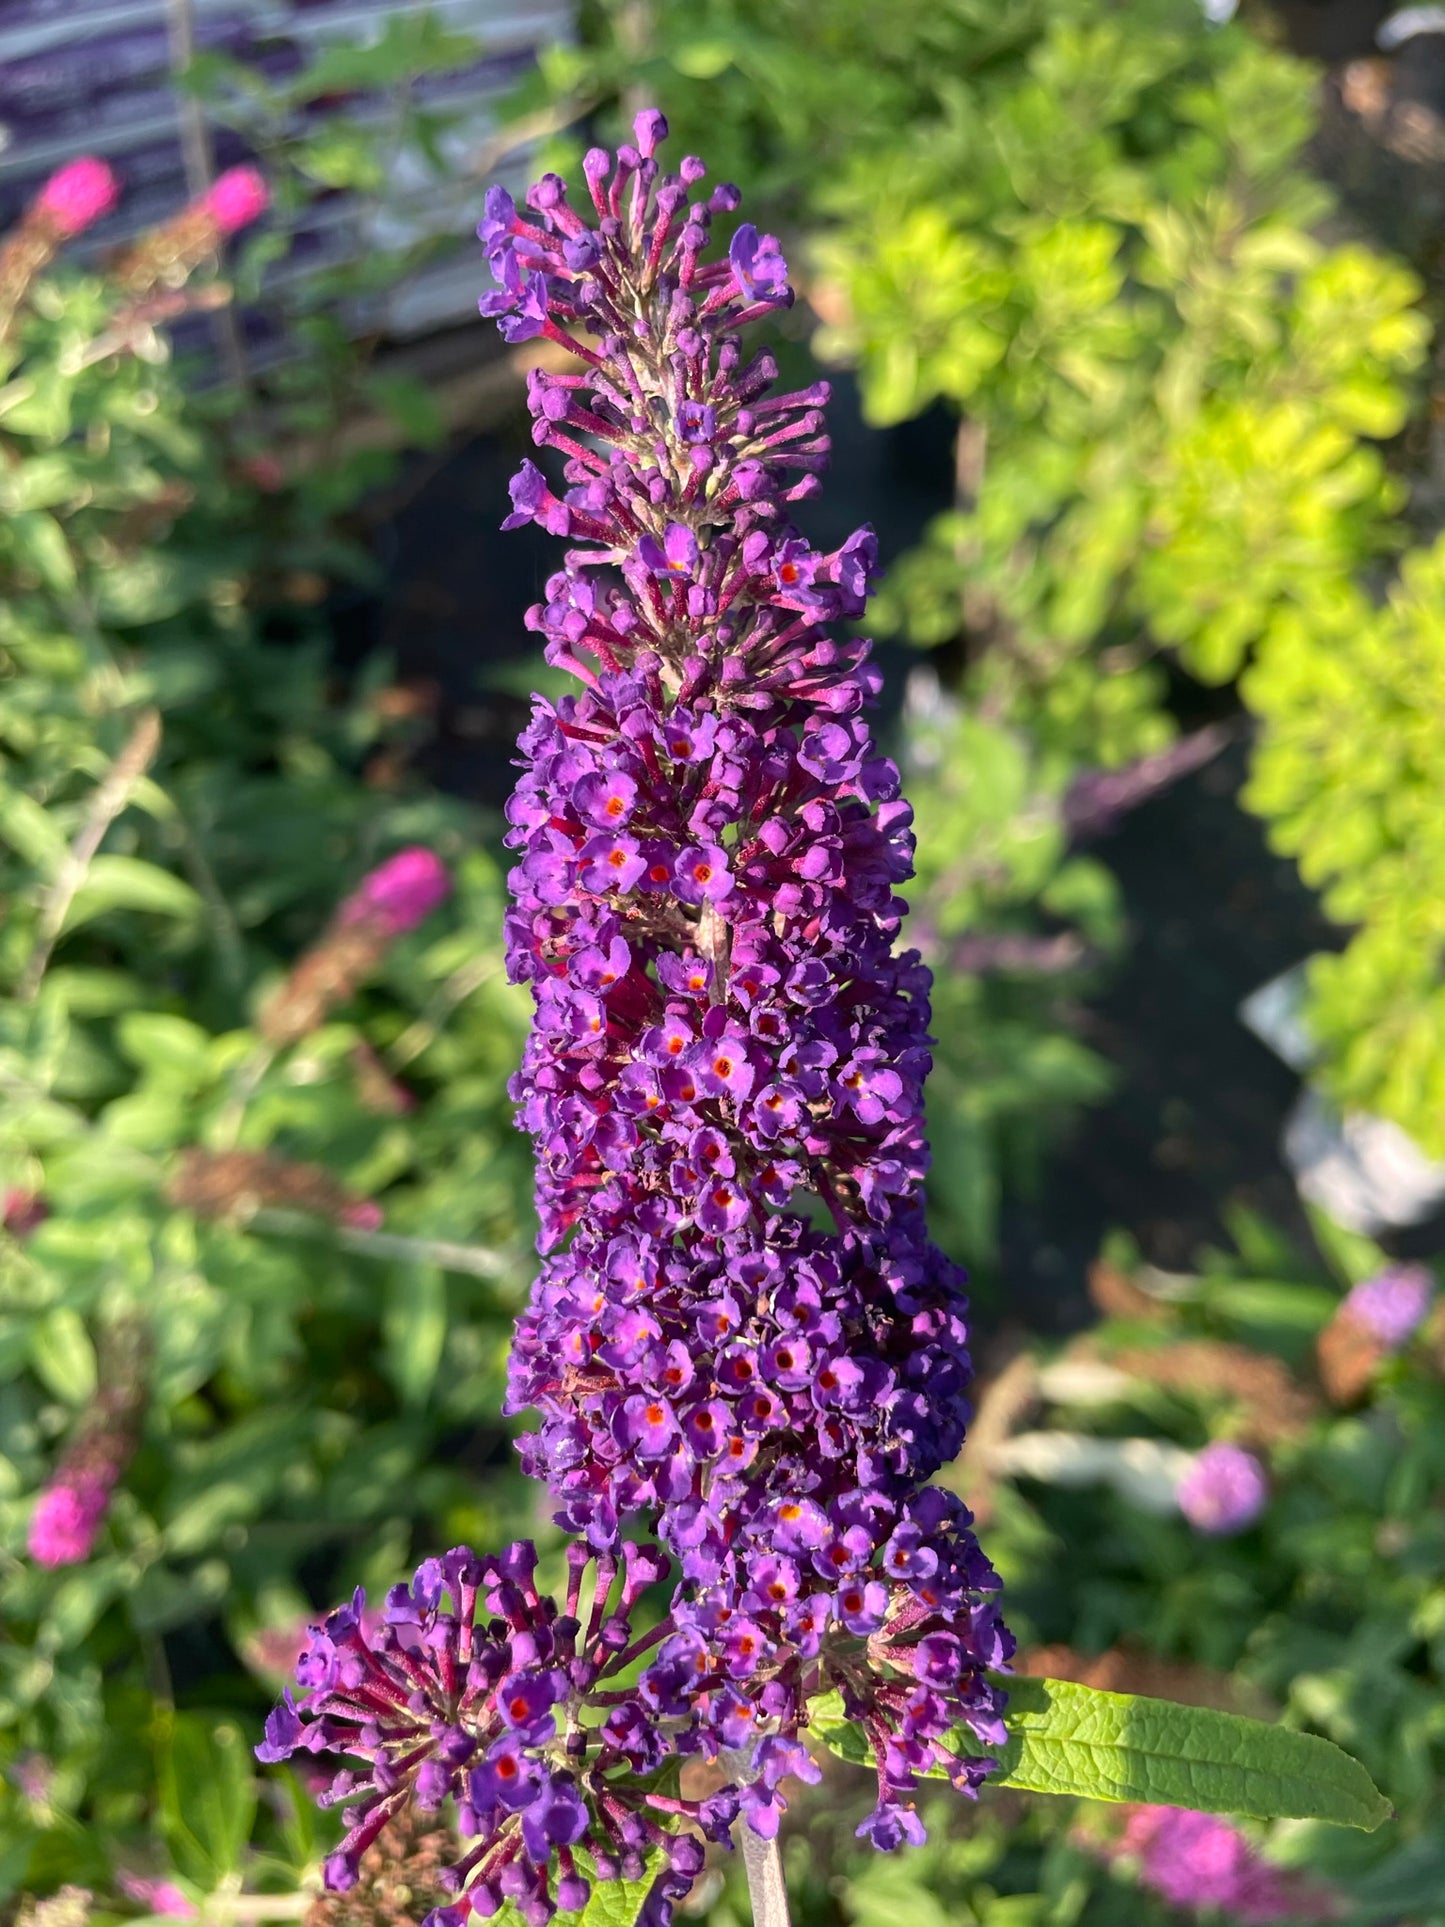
[28, 1479, 110, 1567]
[3, 1188, 48, 1238]
[203, 165, 269, 236]
[1343, 1264, 1434, 1349]
[340, 847, 451, 935]
[35, 156, 119, 236]
[1176, 1442, 1268, 1536]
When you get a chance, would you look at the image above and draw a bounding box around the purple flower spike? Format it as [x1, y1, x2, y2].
[474, 110, 1011, 1888]
[1177, 1442, 1268, 1536]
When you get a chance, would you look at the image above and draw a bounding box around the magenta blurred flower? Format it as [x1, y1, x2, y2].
[203, 165, 269, 236]
[1343, 1264, 1434, 1349]
[1119, 1806, 1342, 1921]
[28, 1479, 111, 1567]
[1176, 1442, 1267, 1536]
[340, 847, 451, 935]
[35, 156, 119, 236]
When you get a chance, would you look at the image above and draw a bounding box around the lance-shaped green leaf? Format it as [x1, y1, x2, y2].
[807, 1678, 1390, 1830]
[489, 1853, 664, 1927]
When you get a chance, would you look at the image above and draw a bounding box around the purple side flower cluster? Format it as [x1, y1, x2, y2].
[256, 1542, 722, 1927]
[489, 109, 1009, 1842]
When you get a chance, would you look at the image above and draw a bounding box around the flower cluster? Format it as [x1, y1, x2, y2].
[1175, 1442, 1268, 1537]
[485, 107, 1010, 1845]
[260, 112, 1012, 1922]
[35, 157, 120, 239]
[1111, 1806, 1342, 1922]
[257, 1543, 728, 1927]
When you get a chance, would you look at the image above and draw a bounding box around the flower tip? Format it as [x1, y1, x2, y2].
[36, 156, 120, 236]
[204, 165, 269, 235]
[345, 846, 452, 933]
[633, 108, 669, 156]
[28, 1481, 106, 1566]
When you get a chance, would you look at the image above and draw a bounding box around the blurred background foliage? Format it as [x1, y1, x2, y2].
[4, 1, 1445, 1924]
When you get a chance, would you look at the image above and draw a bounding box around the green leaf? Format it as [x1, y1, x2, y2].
[0, 786, 68, 876]
[28, 1307, 98, 1405]
[485, 1852, 661, 1927]
[116, 1011, 213, 1083]
[63, 856, 203, 932]
[570, 1859, 663, 1927]
[157, 1712, 258, 1887]
[7, 511, 77, 593]
[808, 1688, 871, 1767]
[810, 1678, 1391, 1828]
[990, 1679, 1389, 1827]
[382, 1262, 448, 1409]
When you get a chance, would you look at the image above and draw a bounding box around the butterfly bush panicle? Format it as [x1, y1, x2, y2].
[484, 109, 1011, 1849]
[257, 1542, 727, 1926]
[259, 113, 1012, 1921]
[35, 157, 121, 237]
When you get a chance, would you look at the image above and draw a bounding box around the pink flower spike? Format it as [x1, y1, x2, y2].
[203, 165, 269, 236]
[341, 847, 452, 935]
[36, 157, 120, 237]
[28, 1480, 109, 1567]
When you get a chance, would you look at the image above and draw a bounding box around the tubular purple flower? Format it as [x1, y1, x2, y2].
[483, 110, 1011, 1851]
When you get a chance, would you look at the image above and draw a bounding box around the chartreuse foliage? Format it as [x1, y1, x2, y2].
[808, 23, 1426, 703]
[1243, 542, 1445, 1154]
[809, 1676, 1388, 1829]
